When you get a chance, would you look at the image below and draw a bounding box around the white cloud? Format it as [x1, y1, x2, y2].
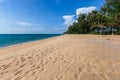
[62, 6, 96, 27]
[0, 19, 6, 22]
[62, 15, 75, 26]
[17, 22, 32, 26]
[76, 6, 96, 17]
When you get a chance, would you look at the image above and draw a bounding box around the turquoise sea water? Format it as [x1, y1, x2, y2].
[0, 34, 61, 47]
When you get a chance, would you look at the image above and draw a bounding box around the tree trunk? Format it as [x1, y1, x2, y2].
[100, 28, 102, 35]
[112, 28, 114, 35]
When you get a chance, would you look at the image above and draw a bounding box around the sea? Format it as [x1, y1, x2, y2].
[0, 34, 61, 48]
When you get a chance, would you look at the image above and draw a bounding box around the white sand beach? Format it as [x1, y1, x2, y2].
[0, 35, 120, 80]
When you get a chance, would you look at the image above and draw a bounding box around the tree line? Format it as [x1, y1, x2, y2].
[64, 0, 120, 35]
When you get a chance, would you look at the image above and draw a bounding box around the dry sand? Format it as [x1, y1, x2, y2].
[0, 34, 120, 80]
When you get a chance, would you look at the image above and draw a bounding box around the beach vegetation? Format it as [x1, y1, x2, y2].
[65, 0, 120, 35]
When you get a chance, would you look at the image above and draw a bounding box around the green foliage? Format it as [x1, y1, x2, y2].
[101, 0, 120, 27]
[65, 0, 120, 35]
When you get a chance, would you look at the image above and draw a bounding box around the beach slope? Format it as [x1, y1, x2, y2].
[0, 35, 120, 80]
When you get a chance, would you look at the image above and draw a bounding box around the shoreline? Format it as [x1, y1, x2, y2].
[0, 34, 118, 50]
[0, 34, 62, 50]
[0, 34, 120, 80]
[0, 35, 63, 59]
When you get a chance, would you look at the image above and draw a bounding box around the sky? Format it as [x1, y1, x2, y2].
[0, 0, 105, 34]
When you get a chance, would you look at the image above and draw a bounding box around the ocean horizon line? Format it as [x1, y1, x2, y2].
[0, 34, 62, 48]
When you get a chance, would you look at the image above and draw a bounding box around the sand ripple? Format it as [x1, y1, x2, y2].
[0, 35, 120, 80]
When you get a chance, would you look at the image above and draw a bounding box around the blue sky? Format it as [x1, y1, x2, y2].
[0, 0, 105, 34]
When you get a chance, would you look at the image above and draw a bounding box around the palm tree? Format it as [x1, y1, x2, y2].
[65, 0, 120, 35]
[87, 11, 105, 35]
[77, 14, 90, 34]
[101, 0, 120, 34]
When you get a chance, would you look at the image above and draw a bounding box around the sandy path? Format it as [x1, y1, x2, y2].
[0, 35, 120, 80]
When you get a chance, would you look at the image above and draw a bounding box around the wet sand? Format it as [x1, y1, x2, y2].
[0, 34, 120, 80]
